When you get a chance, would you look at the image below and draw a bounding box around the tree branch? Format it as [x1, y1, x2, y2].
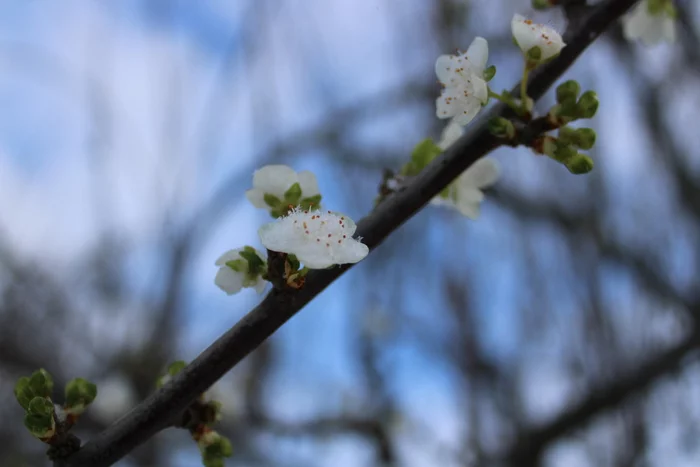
[60, 1, 638, 465]
[494, 328, 700, 467]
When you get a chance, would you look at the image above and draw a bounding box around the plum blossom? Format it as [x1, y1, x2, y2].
[431, 158, 500, 219]
[623, 0, 676, 45]
[511, 14, 565, 63]
[246, 165, 321, 216]
[215, 247, 268, 295]
[435, 37, 489, 126]
[258, 208, 368, 269]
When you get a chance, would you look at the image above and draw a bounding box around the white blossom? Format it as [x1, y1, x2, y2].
[258, 208, 369, 269]
[622, 0, 676, 45]
[435, 37, 489, 126]
[215, 247, 268, 295]
[438, 120, 464, 150]
[245, 165, 320, 213]
[90, 376, 137, 424]
[511, 14, 565, 62]
[431, 158, 500, 219]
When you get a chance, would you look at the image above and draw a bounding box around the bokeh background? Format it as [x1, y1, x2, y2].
[1, 0, 699, 466]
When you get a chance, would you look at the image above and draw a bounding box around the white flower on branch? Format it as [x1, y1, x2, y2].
[215, 247, 268, 295]
[511, 14, 565, 63]
[258, 208, 369, 269]
[245, 165, 321, 216]
[435, 37, 489, 126]
[622, 0, 676, 46]
[431, 158, 500, 219]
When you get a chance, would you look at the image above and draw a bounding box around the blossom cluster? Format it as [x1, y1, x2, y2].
[215, 165, 369, 295]
[215, 5, 679, 297]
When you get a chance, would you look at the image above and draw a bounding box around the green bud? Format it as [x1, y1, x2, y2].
[556, 80, 581, 105]
[557, 126, 579, 146]
[263, 193, 282, 209]
[554, 144, 578, 163]
[283, 182, 302, 206]
[526, 46, 542, 62]
[402, 139, 442, 176]
[29, 369, 54, 399]
[167, 361, 187, 377]
[549, 102, 578, 123]
[240, 246, 265, 276]
[28, 396, 54, 416]
[575, 128, 597, 150]
[483, 65, 496, 82]
[24, 397, 56, 439]
[286, 254, 301, 272]
[487, 117, 516, 139]
[200, 432, 233, 458]
[532, 0, 552, 8]
[566, 154, 594, 174]
[157, 361, 187, 388]
[557, 127, 596, 150]
[225, 259, 246, 272]
[64, 378, 97, 413]
[576, 91, 599, 119]
[540, 136, 577, 164]
[14, 377, 33, 410]
[299, 194, 322, 211]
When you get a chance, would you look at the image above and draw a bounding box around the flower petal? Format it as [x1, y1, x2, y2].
[245, 188, 269, 209]
[465, 37, 489, 72]
[472, 76, 489, 104]
[333, 239, 369, 265]
[253, 278, 268, 294]
[258, 209, 367, 269]
[511, 14, 564, 60]
[461, 158, 500, 188]
[452, 99, 482, 126]
[252, 165, 298, 197]
[435, 54, 459, 86]
[436, 88, 462, 119]
[215, 249, 242, 266]
[457, 199, 482, 219]
[215, 267, 244, 295]
[298, 170, 320, 197]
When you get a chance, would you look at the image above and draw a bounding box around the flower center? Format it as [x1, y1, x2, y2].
[288, 209, 351, 248]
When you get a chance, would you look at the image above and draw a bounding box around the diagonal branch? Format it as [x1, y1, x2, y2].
[494, 327, 700, 467]
[60, 1, 638, 465]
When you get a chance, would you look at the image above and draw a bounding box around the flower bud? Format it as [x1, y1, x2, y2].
[488, 117, 516, 139]
[15, 369, 54, 411]
[483, 65, 497, 82]
[566, 154, 594, 174]
[556, 80, 581, 105]
[24, 397, 56, 440]
[64, 378, 97, 415]
[575, 128, 597, 150]
[577, 91, 599, 119]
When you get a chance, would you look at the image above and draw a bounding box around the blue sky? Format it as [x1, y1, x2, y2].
[0, 1, 696, 466]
